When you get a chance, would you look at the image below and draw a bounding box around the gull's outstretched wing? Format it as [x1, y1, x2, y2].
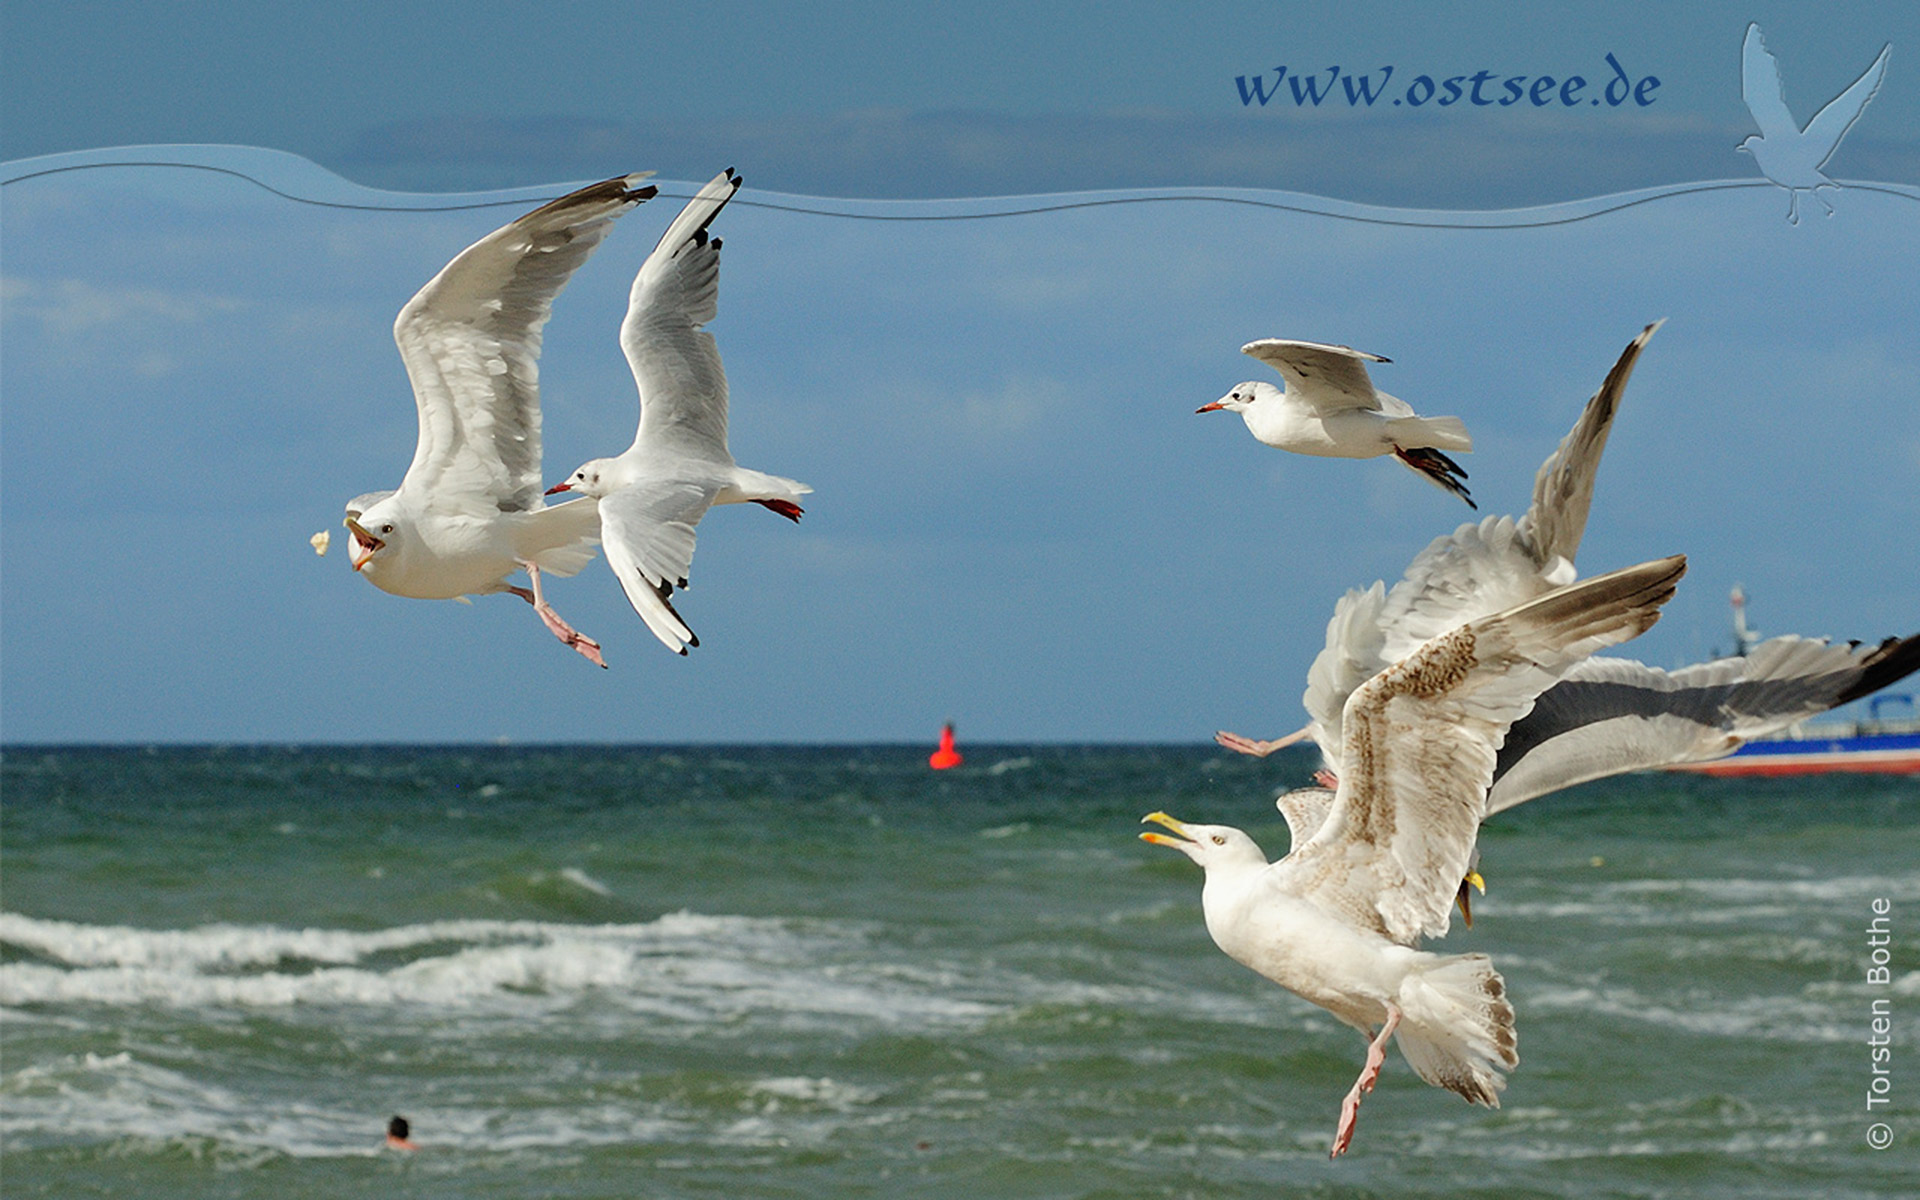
[1280, 556, 1685, 944]
[1804, 43, 1891, 168]
[624, 169, 741, 462]
[1516, 320, 1660, 568]
[1241, 339, 1394, 416]
[597, 478, 721, 656]
[1488, 632, 1920, 811]
[1742, 24, 1798, 139]
[393, 174, 656, 515]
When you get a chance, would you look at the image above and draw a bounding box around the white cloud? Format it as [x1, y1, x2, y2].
[1, 275, 242, 337]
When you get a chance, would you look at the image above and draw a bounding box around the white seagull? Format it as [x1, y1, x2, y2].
[1146, 554, 1686, 1157]
[343, 173, 659, 668]
[1199, 339, 1475, 507]
[1738, 23, 1891, 224]
[547, 170, 811, 656]
[1214, 321, 1919, 901]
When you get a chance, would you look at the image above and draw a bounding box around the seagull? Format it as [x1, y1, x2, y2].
[1199, 339, 1475, 507]
[1213, 321, 1920, 905]
[1738, 23, 1891, 224]
[547, 170, 811, 655]
[343, 173, 659, 668]
[1147, 554, 1686, 1157]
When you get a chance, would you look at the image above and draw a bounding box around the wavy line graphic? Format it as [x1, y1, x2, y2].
[6, 145, 1916, 232]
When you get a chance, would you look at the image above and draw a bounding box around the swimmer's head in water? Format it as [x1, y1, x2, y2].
[385, 1115, 417, 1150]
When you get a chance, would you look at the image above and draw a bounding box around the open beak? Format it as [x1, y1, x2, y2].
[544, 482, 572, 496]
[342, 517, 383, 572]
[1139, 810, 1195, 848]
[1194, 399, 1226, 414]
[1455, 870, 1486, 928]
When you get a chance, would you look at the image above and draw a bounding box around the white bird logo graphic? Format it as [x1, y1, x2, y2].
[1738, 23, 1892, 224]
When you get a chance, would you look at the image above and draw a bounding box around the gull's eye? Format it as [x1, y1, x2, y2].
[1211, 834, 1227, 845]
[380, 524, 394, 534]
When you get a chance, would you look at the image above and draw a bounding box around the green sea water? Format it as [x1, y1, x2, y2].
[2, 745, 1915, 1198]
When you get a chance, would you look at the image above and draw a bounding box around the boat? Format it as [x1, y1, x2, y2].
[1665, 586, 1920, 777]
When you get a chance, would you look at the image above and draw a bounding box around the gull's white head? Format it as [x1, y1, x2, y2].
[343, 495, 403, 575]
[1195, 380, 1279, 415]
[1139, 811, 1268, 872]
[546, 457, 621, 500]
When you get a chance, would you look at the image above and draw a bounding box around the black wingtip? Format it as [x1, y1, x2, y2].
[1395, 446, 1475, 508]
[1835, 633, 1920, 706]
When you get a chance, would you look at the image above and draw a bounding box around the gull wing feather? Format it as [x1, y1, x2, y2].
[1516, 320, 1659, 568]
[1281, 556, 1684, 943]
[1488, 632, 1920, 812]
[1241, 339, 1391, 416]
[624, 169, 741, 461]
[1274, 786, 1338, 849]
[1742, 24, 1798, 138]
[393, 174, 655, 515]
[598, 478, 720, 655]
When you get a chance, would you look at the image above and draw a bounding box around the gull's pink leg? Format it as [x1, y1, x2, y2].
[1330, 1002, 1401, 1159]
[1314, 769, 1340, 790]
[512, 563, 606, 668]
[1213, 724, 1312, 758]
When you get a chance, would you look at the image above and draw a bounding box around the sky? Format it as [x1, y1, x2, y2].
[2, 3, 1916, 743]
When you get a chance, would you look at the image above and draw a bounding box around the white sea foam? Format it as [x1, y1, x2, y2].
[0, 910, 996, 1029]
[0, 1050, 384, 1160]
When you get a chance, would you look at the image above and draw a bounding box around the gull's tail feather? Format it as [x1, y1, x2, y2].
[522, 498, 603, 578]
[722, 466, 814, 509]
[1395, 952, 1518, 1107]
[1386, 413, 1473, 453]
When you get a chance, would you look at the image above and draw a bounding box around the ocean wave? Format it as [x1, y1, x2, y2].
[0, 910, 996, 1028]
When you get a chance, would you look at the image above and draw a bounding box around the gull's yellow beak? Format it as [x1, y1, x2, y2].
[1455, 870, 1486, 928]
[1139, 810, 1194, 848]
[343, 517, 382, 572]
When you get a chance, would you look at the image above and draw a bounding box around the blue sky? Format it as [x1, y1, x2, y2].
[2, 5, 1916, 742]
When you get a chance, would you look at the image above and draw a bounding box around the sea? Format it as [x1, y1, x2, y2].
[2, 745, 1915, 1199]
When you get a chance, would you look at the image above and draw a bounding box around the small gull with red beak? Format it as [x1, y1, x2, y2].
[547, 169, 811, 656]
[342, 173, 659, 668]
[1199, 339, 1475, 507]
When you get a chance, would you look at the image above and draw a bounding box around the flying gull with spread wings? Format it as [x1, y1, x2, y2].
[1198, 339, 1475, 507]
[547, 170, 812, 655]
[343, 174, 658, 668]
[1147, 554, 1686, 1156]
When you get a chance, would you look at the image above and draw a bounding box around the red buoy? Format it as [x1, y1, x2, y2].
[929, 722, 963, 770]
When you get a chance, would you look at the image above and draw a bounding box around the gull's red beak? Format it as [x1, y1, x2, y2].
[545, 482, 572, 495]
[1195, 400, 1226, 414]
